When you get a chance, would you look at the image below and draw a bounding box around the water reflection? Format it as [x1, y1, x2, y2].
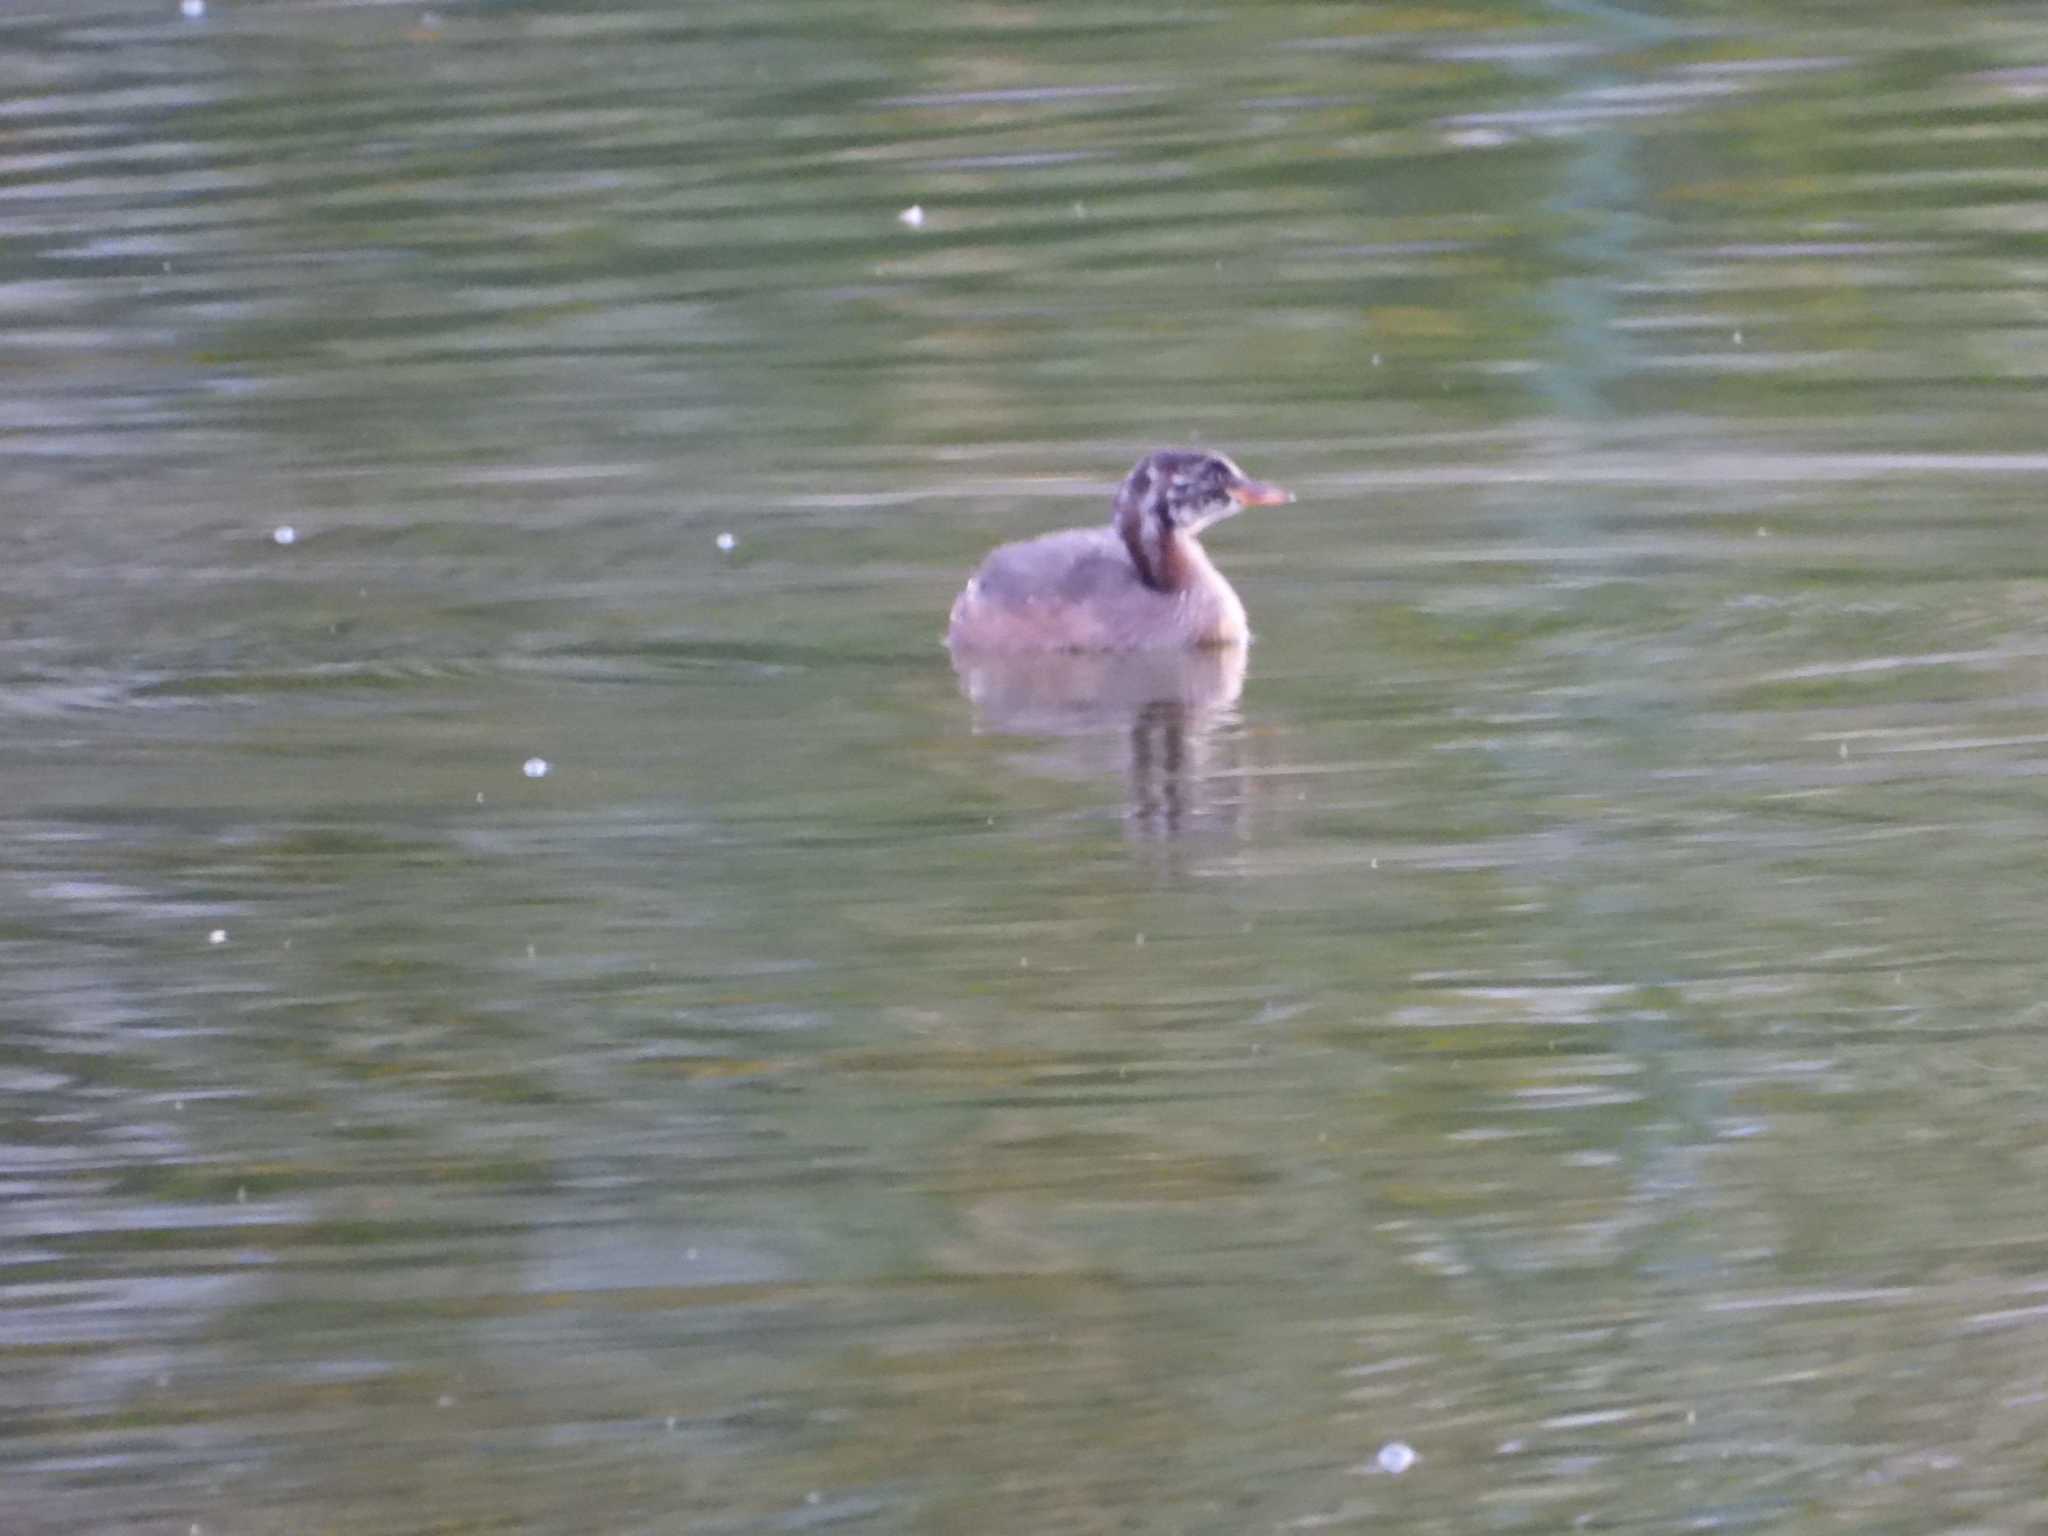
[951, 643, 1246, 839]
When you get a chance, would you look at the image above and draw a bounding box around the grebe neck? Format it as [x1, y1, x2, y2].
[1117, 505, 1195, 594]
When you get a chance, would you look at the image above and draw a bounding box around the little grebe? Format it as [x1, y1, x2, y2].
[946, 449, 1292, 653]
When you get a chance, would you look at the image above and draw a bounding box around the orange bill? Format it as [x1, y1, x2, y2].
[1227, 478, 1294, 508]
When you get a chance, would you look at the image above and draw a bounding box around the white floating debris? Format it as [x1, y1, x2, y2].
[898, 204, 926, 229]
[1376, 1441, 1418, 1475]
[523, 756, 550, 779]
[1732, 329, 1744, 345]
[180, 0, 206, 17]
[437, 1393, 455, 1409]
[1371, 354, 1382, 367]
[715, 531, 736, 552]
[272, 525, 297, 547]
[207, 928, 227, 945]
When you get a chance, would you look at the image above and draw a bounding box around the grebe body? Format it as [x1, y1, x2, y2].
[946, 450, 1291, 654]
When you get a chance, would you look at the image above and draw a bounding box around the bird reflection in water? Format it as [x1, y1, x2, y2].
[949, 646, 1248, 840]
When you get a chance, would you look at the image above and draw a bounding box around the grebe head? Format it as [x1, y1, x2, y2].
[1113, 449, 1292, 592]
[1114, 449, 1293, 538]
